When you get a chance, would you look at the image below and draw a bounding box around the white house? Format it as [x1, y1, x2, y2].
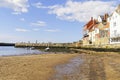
[108, 5, 120, 44]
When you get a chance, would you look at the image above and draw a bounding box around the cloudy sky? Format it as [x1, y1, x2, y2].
[0, 0, 119, 43]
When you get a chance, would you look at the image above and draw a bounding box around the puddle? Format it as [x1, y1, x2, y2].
[51, 55, 84, 80]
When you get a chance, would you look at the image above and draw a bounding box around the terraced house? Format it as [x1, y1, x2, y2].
[82, 4, 120, 46]
[83, 17, 96, 45]
[94, 14, 109, 45]
[83, 14, 109, 46]
[108, 5, 120, 44]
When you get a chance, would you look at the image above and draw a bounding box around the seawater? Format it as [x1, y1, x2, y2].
[0, 46, 42, 56]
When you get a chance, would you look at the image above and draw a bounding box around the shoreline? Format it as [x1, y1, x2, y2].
[0, 51, 72, 57]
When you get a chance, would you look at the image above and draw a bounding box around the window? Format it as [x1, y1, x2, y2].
[113, 22, 116, 27]
[95, 29, 98, 33]
[99, 30, 108, 38]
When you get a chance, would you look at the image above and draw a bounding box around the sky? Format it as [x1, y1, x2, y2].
[0, 0, 120, 43]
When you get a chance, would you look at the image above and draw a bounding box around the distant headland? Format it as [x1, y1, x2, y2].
[0, 43, 15, 46]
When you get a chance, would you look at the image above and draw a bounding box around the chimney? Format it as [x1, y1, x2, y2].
[104, 14, 106, 20]
[91, 17, 93, 20]
[117, 4, 120, 9]
[116, 4, 120, 13]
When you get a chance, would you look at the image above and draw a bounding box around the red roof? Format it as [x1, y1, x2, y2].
[84, 17, 96, 31]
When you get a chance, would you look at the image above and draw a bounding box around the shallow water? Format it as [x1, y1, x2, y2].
[0, 46, 42, 56]
[51, 56, 84, 80]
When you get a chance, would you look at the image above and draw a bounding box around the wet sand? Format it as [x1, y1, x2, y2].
[51, 52, 120, 80]
[51, 55, 84, 80]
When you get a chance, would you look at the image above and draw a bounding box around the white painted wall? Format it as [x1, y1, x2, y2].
[92, 30, 95, 42]
[109, 11, 120, 44]
[95, 28, 99, 34]
[88, 32, 92, 41]
[98, 16, 102, 22]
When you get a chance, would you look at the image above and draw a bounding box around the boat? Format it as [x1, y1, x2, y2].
[45, 47, 50, 51]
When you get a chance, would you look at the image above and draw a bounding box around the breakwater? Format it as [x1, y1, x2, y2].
[15, 43, 78, 53]
[15, 42, 78, 49]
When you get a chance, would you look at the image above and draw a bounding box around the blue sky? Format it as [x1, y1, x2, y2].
[0, 0, 119, 43]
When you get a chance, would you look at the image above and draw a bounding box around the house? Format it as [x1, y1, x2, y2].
[94, 14, 110, 45]
[82, 17, 96, 45]
[94, 22, 110, 45]
[108, 4, 120, 44]
[82, 14, 109, 46]
[82, 4, 120, 47]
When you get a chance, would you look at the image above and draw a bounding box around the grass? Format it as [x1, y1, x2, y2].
[0, 53, 78, 80]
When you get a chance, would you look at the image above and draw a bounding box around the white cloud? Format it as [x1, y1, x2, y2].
[31, 21, 46, 27]
[0, 0, 29, 14]
[33, 28, 40, 31]
[15, 28, 30, 32]
[48, 0, 116, 22]
[32, 2, 48, 8]
[20, 18, 25, 21]
[45, 29, 60, 32]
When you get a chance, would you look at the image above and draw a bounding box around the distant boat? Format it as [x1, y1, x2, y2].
[45, 43, 50, 51]
[45, 47, 50, 51]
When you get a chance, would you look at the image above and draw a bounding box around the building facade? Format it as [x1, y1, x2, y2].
[82, 5, 120, 46]
[82, 17, 96, 45]
[108, 5, 120, 44]
[82, 14, 109, 46]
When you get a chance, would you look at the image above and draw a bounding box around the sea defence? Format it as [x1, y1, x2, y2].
[14, 42, 78, 49]
[15, 43, 73, 52]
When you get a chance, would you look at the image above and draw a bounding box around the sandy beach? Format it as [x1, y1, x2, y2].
[0, 53, 78, 80]
[0, 51, 120, 80]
